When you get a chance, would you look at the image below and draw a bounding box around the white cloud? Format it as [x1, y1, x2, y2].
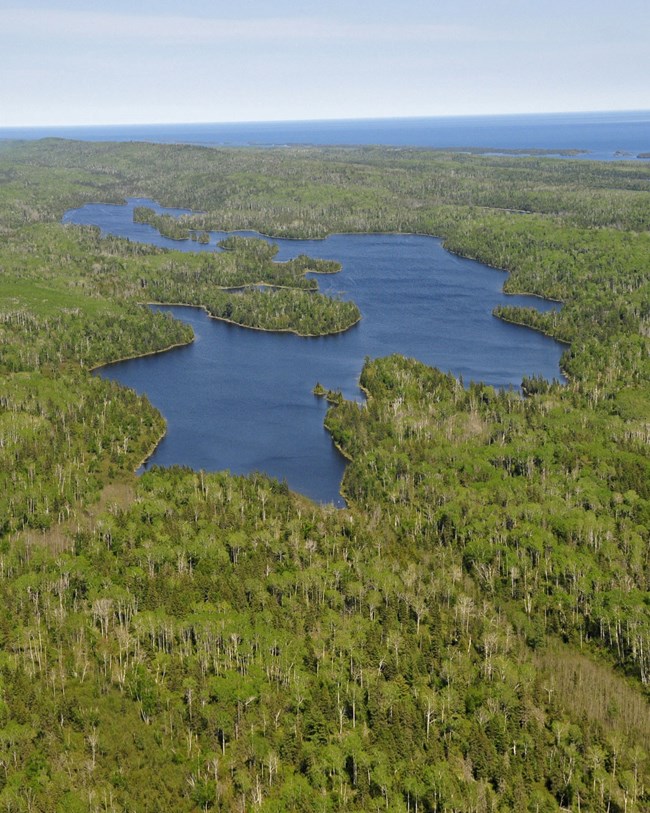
[0, 8, 491, 46]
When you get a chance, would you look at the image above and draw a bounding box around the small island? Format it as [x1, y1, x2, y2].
[134, 205, 192, 240]
[130, 218, 358, 335]
[199, 287, 360, 335]
[313, 381, 344, 403]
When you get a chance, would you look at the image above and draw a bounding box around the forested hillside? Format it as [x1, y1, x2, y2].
[0, 139, 648, 811]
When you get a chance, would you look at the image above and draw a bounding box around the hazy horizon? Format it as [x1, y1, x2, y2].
[2, 108, 649, 132]
[2, 2, 648, 128]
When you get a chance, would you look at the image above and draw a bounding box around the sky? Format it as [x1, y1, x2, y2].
[1, 0, 649, 127]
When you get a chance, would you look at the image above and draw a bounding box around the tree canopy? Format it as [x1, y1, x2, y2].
[0, 138, 647, 811]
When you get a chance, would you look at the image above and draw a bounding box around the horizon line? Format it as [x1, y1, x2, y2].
[2, 108, 650, 131]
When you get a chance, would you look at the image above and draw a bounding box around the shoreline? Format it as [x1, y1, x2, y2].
[87, 336, 195, 372]
[144, 300, 362, 337]
[443, 244, 565, 303]
[503, 289, 564, 303]
[494, 312, 571, 383]
[75, 207, 571, 510]
[68, 199, 566, 308]
[494, 311, 571, 346]
[218, 281, 316, 291]
[132, 424, 167, 473]
[137, 208, 566, 311]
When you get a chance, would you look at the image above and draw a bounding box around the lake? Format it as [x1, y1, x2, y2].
[64, 198, 566, 505]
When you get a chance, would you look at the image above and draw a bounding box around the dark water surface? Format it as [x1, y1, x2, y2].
[5, 110, 650, 160]
[64, 199, 565, 505]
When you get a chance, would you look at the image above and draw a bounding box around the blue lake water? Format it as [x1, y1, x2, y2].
[64, 198, 565, 505]
[5, 110, 650, 160]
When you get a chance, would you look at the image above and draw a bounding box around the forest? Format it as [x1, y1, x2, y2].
[0, 138, 648, 811]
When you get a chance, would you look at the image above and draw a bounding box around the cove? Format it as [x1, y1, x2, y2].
[64, 199, 566, 506]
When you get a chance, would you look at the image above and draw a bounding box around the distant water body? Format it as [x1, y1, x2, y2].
[4, 110, 650, 161]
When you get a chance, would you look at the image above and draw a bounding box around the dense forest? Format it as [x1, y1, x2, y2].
[0, 139, 648, 811]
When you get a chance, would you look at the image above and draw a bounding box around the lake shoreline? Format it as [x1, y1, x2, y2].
[143, 300, 362, 337]
[71, 199, 567, 504]
[494, 312, 571, 346]
[133, 425, 168, 473]
[88, 337, 195, 372]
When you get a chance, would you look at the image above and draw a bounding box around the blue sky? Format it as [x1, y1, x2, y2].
[1, 0, 648, 126]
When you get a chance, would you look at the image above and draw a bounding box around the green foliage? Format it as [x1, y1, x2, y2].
[199, 287, 360, 335]
[328, 355, 650, 675]
[0, 465, 647, 810]
[0, 138, 647, 810]
[134, 205, 192, 240]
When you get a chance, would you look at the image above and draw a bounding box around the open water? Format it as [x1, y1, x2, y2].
[4, 110, 650, 160]
[64, 199, 565, 505]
